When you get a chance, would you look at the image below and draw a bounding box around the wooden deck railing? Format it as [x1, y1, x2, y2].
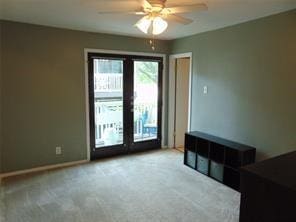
[94, 101, 157, 145]
[94, 73, 122, 92]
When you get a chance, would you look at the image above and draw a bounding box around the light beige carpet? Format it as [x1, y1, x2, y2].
[0, 149, 240, 222]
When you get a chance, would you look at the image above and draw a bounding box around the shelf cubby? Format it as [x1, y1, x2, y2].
[197, 155, 209, 175]
[196, 138, 209, 157]
[225, 148, 241, 168]
[184, 131, 256, 191]
[210, 160, 224, 182]
[184, 150, 196, 169]
[209, 142, 225, 163]
[185, 134, 196, 152]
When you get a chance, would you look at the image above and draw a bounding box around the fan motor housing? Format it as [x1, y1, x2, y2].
[149, 0, 166, 10]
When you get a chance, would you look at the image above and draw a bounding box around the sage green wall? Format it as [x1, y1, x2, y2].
[0, 20, 170, 173]
[1, 9, 295, 173]
[0, 22, 2, 172]
[170, 9, 296, 160]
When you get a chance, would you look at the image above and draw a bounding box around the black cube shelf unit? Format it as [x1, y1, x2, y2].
[184, 131, 256, 191]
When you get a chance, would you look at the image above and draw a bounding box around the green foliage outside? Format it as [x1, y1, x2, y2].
[135, 62, 158, 84]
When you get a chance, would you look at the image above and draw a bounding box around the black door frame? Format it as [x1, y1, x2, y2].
[88, 52, 163, 160]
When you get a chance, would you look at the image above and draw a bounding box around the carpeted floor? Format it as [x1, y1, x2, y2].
[0, 149, 240, 222]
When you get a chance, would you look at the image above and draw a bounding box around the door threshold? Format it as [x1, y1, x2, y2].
[174, 147, 185, 153]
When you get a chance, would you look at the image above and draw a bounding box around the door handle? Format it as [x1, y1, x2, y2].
[131, 109, 134, 112]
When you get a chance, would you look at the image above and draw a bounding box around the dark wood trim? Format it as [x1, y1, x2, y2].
[88, 52, 163, 160]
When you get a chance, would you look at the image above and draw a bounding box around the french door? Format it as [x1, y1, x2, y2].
[88, 53, 163, 160]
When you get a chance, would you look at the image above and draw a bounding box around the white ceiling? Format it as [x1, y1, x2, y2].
[0, 0, 295, 40]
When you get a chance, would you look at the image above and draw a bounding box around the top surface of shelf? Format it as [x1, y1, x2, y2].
[186, 131, 256, 151]
[241, 151, 296, 191]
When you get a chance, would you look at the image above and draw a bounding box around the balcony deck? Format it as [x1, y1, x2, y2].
[93, 72, 158, 147]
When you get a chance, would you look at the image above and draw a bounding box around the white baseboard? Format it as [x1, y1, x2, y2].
[0, 148, 170, 183]
[0, 159, 89, 182]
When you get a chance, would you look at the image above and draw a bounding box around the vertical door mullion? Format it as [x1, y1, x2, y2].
[123, 58, 131, 149]
[157, 61, 163, 143]
[130, 59, 135, 147]
[88, 56, 96, 159]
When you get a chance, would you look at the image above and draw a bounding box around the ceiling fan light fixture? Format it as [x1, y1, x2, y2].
[135, 16, 151, 34]
[95, 0, 207, 36]
[152, 16, 168, 35]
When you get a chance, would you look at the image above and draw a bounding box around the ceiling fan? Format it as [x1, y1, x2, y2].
[85, 0, 208, 35]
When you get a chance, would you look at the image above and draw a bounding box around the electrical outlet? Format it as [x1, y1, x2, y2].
[56, 146, 62, 155]
[203, 86, 208, 94]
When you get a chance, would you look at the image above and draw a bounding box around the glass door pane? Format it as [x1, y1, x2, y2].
[89, 53, 162, 159]
[133, 61, 159, 142]
[93, 58, 123, 148]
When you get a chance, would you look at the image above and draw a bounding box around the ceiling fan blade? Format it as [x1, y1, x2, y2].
[164, 3, 207, 14]
[165, 14, 193, 25]
[138, 0, 152, 9]
[81, 0, 143, 13]
[81, 0, 137, 7]
[165, 0, 201, 6]
[97, 9, 146, 15]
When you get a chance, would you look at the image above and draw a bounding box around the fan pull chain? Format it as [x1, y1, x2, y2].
[149, 35, 155, 51]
